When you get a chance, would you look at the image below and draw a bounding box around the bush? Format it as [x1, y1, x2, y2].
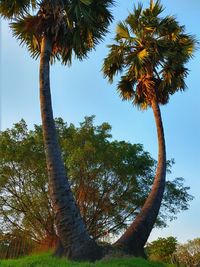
[146, 237, 178, 263]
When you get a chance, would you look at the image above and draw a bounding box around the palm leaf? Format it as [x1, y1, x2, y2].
[0, 0, 36, 18]
[116, 22, 130, 40]
[80, 0, 93, 6]
[151, 0, 164, 17]
[137, 49, 149, 62]
[117, 76, 135, 100]
[102, 44, 126, 82]
[10, 14, 42, 59]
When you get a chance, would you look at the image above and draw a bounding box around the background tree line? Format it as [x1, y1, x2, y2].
[146, 236, 200, 267]
[0, 117, 193, 258]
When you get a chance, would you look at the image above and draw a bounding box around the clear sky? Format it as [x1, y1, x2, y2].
[0, 0, 200, 244]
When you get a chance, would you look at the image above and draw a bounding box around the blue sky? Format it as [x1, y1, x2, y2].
[0, 0, 200, 243]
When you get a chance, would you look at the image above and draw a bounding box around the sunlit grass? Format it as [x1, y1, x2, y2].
[0, 252, 177, 267]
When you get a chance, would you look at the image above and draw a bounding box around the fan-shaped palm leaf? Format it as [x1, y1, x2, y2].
[0, 0, 36, 18]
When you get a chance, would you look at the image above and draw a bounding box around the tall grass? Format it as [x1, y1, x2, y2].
[0, 252, 177, 267]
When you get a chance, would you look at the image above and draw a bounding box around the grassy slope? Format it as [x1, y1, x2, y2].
[0, 253, 176, 267]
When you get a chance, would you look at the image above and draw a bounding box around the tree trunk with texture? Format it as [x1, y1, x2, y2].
[39, 35, 102, 261]
[115, 97, 166, 257]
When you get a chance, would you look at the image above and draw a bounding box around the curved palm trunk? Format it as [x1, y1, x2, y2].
[39, 35, 102, 261]
[115, 97, 166, 257]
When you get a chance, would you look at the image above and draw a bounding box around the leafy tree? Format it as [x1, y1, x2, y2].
[103, 0, 196, 257]
[173, 238, 200, 267]
[146, 237, 178, 263]
[0, 120, 56, 245]
[0, 0, 114, 260]
[0, 118, 193, 250]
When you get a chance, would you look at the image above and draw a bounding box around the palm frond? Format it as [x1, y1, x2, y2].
[102, 44, 126, 83]
[157, 16, 182, 38]
[150, 0, 164, 17]
[133, 2, 143, 19]
[178, 34, 198, 59]
[10, 14, 41, 59]
[80, 0, 93, 6]
[124, 49, 150, 80]
[137, 48, 149, 62]
[117, 75, 136, 101]
[116, 21, 130, 40]
[61, 0, 114, 63]
[0, 0, 36, 18]
[126, 3, 143, 36]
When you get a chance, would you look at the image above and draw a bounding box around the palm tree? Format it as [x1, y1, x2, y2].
[103, 0, 196, 257]
[0, 0, 114, 260]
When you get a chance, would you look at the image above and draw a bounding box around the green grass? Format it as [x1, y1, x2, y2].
[0, 252, 176, 267]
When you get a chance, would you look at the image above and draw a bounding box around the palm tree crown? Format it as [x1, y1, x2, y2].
[0, 0, 114, 63]
[103, 0, 196, 109]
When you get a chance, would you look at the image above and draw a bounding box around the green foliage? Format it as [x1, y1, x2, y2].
[0, 117, 193, 244]
[0, 252, 175, 267]
[0, 120, 55, 243]
[102, 1, 197, 109]
[173, 238, 200, 267]
[146, 237, 178, 263]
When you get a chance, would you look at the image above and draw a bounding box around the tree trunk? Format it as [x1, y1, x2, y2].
[39, 35, 102, 261]
[115, 97, 166, 257]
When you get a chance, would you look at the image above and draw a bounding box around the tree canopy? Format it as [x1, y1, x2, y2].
[174, 238, 200, 267]
[146, 236, 178, 263]
[0, 117, 193, 245]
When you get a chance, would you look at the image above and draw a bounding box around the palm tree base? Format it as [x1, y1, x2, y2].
[54, 239, 103, 261]
[118, 245, 146, 258]
[54, 239, 147, 261]
[111, 240, 146, 259]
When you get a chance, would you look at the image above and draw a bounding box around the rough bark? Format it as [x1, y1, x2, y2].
[114, 97, 166, 257]
[39, 35, 102, 261]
